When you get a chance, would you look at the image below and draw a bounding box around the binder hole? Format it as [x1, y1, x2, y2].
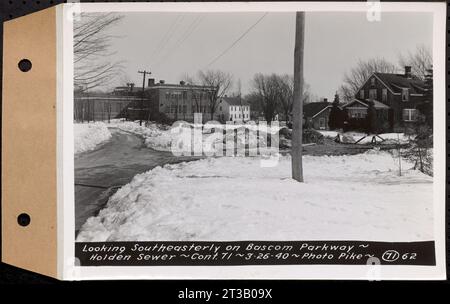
[18, 59, 32, 72]
[17, 213, 31, 227]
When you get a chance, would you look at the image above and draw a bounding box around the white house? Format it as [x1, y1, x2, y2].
[216, 96, 251, 123]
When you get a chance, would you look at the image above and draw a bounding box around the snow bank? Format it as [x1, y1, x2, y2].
[74, 122, 112, 154]
[319, 131, 339, 138]
[319, 131, 411, 144]
[77, 151, 433, 242]
[108, 120, 173, 151]
[108, 120, 278, 153]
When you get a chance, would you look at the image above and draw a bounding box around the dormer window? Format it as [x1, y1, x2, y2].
[359, 90, 364, 99]
[370, 77, 375, 86]
[402, 88, 409, 101]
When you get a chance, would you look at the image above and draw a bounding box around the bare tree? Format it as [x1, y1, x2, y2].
[197, 70, 233, 120]
[398, 44, 432, 80]
[251, 73, 309, 123]
[243, 92, 263, 119]
[183, 74, 204, 114]
[277, 74, 294, 122]
[339, 58, 398, 101]
[74, 13, 124, 92]
[252, 73, 280, 122]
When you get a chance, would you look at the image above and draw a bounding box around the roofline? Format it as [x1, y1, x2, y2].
[146, 84, 216, 90]
[343, 99, 369, 108]
[311, 105, 332, 119]
[358, 72, 398, 96]
[220, 97, 250, 107]
[344, 98, 391, 109]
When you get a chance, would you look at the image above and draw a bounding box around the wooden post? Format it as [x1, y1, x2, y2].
[292, 12, 305, 182]
[138, 70, 151, 126]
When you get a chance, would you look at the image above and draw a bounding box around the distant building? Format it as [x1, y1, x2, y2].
[112, 83, 136, 96]
[342, 66, 429, 131]
[216, 96, 251, 123]
[145, 78, 216, 122]
[74, 90, 140, 122]
[303, 100, 332, 130]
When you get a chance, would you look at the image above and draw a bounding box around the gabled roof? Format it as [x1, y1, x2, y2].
[303, 102, 331, 118]
[220, 96, 249, 106]
[373, 73, 426, 94]
[342, 99, 390, 109]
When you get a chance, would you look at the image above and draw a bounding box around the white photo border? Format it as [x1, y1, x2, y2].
[57, 1, 447, 280]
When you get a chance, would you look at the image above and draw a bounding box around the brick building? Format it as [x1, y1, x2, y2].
[342, 66, 429, 131]
[144, 78, 216, 122]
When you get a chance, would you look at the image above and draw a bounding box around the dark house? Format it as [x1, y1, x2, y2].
[303, 100, 332, 130]
[342, 66, 428, 132]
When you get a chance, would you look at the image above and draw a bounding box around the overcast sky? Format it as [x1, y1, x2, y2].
[101, 11, 433, 99]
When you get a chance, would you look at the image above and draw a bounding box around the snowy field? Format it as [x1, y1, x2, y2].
[74, 122, 112, 154]
[77, 150, 433, 242]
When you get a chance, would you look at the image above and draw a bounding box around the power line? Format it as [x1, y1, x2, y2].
[204, 12, 268, 68]
[150, 14, 185, 64]
[153, 15, 204, 68]
[149, 15, 181, 58]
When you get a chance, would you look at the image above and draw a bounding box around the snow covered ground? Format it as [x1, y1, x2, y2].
[107, 120, 278, 154]
[74, 122, 112, 154]
[319, 130, 411, 144]
[77, 150, 433, 242]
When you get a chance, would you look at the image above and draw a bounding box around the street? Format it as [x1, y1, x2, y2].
[75, 128, 199, 234]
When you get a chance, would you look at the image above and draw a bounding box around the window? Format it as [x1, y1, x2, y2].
[382, 89, 387, 102]
[369, 89, 377, 100]
[402, 88, 409, 101]
[359, 90, 364, 99]
[403, 109, 417, 121]
[370, 77, 375, 86]
[348, 108, 367, 118]
[319, 118, 326, 129]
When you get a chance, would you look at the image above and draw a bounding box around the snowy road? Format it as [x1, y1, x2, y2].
[75, 128, 200, 234]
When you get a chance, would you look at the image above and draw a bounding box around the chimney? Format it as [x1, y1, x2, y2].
[323, 98, 328, 103]
[405, 66, 412, 79]
[179, 80, 185, 85]
[159, 80, 165, 84]
[148, 78, 155, 87]
[129, 83, 135, 91]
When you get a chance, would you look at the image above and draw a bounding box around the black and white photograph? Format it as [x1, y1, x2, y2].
[67, 2, 446, 279]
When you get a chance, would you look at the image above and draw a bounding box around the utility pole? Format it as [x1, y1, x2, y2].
[138, 70, 151, 126]
[292, 12, 305, 182]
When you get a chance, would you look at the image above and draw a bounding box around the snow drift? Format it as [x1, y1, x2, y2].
[74, 122, 112, 154]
